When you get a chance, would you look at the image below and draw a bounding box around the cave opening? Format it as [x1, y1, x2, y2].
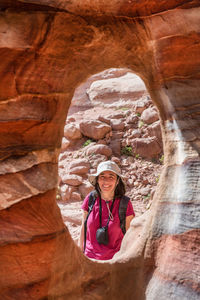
[56, 68, 164, 259]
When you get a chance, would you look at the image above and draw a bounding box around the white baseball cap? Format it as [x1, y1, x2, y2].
[88, 160, 125, 185]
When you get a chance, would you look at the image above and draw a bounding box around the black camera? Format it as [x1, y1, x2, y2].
[96, 226, 109, 245]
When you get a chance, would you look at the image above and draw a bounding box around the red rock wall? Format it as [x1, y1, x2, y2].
[0, 1, 199, 299]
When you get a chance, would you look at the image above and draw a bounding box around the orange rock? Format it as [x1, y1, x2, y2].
[0, 1, 199, 300]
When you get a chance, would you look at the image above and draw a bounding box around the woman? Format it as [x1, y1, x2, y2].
[79, 160, 135, 260]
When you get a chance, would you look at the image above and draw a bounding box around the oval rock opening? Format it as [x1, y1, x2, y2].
[57, 68, 164, 256]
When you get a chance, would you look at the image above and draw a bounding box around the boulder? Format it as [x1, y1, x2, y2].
[109, 139, 121, 156]
[134, 97, 151, 114]
[60, 184, 75, 202]
[69, 159, 91, 169]
[111, 131, 124, 139]
[87, 72, 146, 107]
[141, 107, 159, 124]
[61, 137, 71, 151]
[69, 166, 90, 175]
[145, 121, 163, 145]
[98, 115, 111, 125]
[107, 112, 126, 119]
[131, 129, 141, 139]
[71, 191, 82, 202]
[138, 186, 151, 196]
[79, 182, 93, 198]
[110, 119, 125, 131]
[62, 174, 83, 186]
[126, 114, 139, 124]
[131, 137, 162, 159]
[64, 123, 82, 140]
[86, 144, 112, 157]
[79, 120, 111, 140]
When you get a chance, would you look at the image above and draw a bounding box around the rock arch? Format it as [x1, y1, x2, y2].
[0, 1, 199, 299]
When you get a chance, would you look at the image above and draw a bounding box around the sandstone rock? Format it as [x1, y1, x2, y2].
[141, 177, 150, 186]
[131, 175, 137, 182]
[69, 159, 91, 169]
[1, 3, 199, 300]
[131, 129, 141, 138]
[60, 184, 75, 202]
[89, 154, 107, 168]
[79, 182, 93, 198]
[138, 186, 151, 196]
[86, 144, 112, 157]
[59, 152, 68, 161]
[145, 121, 162, 144]
[66, 117, 76, 123]
[127, 178, 135, 187]
[79, 120, 111, 140]
[62, 174, 83, 186]
[141, 107, 159, 124]
[97, 139, 107, 145]
[111, 131, 124, 139]
[131, 137, 162, 159]
[69, 68, 130, 115]
[111, 156, 121, 166]
[107, 112, 126, 119]
[61, 137, 71, 151]
[0, 163, 58, 209]
[134, 97, 150, 114]
[64, 123, 82, 140]
[110, 119, 125, 131]
[69, 165, 89, 175]
[0, 149, 57, 175]
[109, 139, 121, 156]
[98, 115, 111, 125]
[87, 72, 146, 107]
[71, 191, 82, 202]
[134, 181, 140, 187]
[126, 114, 139, 124]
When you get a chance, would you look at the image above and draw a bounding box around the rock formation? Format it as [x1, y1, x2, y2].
[0, 1, 199, 300]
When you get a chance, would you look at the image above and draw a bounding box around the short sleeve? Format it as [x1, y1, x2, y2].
[126, 200, 135, 217]
[81, 194, 90, 212]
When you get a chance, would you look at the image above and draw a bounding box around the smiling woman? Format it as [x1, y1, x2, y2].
[79, 160, 135, 260]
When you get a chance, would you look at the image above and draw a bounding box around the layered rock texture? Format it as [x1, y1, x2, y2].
[0, 1, 200, 300]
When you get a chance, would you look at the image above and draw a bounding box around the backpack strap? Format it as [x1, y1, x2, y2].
[119, 195, 130, 235]
[83, 190, 97, 252]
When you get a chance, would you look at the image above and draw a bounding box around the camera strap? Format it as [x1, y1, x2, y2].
[99, 196, 115, 228]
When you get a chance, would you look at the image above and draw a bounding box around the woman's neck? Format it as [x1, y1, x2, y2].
[101, 192, 114, 201]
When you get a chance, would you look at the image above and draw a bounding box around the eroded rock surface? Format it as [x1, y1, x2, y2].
[0, 1, 199, 300]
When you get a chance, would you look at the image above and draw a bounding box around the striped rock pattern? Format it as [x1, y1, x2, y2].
[0, 1, 199, 299]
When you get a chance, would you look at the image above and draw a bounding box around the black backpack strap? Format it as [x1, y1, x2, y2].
[83, 191, 97, 252]
[119, 195, 130, 235]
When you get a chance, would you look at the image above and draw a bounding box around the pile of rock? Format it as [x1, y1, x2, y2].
[58, 96, 163, 207]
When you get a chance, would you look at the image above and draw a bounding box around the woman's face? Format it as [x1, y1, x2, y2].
[97, 171, 118, 195]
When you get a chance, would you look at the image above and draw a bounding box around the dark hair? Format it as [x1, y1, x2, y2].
[94, 176, 125, 199]
[114, 177, 126, 198]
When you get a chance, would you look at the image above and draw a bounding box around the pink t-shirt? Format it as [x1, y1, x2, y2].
[81, 194, 135, 260]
